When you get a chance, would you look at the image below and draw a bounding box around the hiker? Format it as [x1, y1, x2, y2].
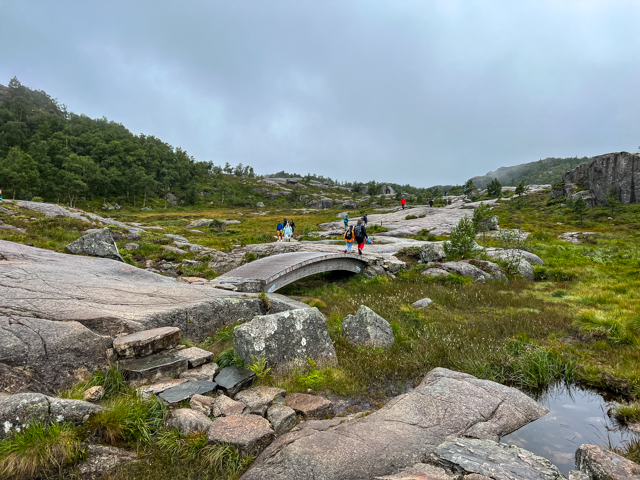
[354, 219, 368, 255]
[400, 197, 406, 210]
[283, 217, 288, 227]
[343, 214, 349, 231]
[283, 222, 293, 242]
[344, 225, 354, 253]
[289, 219, 296, 232]
[363, 213, 368, 226]
[276, 220, 283, 241]
[429, 199, 434, 208]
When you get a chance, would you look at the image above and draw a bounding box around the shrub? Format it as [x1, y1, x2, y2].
[217, 348, 244, 368]
[366, 224, 388, 233]
[405, 214, 417, 220]
[209, 219, 227, 233]
[31, 196, 43, 203]
[443, 217, 476, 258]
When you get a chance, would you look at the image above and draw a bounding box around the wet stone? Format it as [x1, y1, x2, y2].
[119, 352, 188, 386]
[179, 347, 215, 368]
[113, 327, 181, 358]
[158, 380, 217, 405]
[215, 366, 256, 397]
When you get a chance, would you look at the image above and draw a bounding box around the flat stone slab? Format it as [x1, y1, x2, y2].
[113, 327, 181, 358]
[137, 378, 191, 400]
[119, 352, 188, 386]
[158, 380, 217, 405]
[215, 366, 256, 397]
[267, 404, 297, 436]
[179, 346, 215, 367]
[241, 368, 548, 480]
[285, 393, 333, 420]
[207, 414, 275, 456]
[430, 438, 565, 480]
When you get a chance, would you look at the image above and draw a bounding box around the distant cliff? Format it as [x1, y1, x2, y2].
[562, 151, 639, 206]
[468, 156, 591, 188]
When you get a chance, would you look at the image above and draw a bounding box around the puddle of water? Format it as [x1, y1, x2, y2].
[502, 384, 636, 476]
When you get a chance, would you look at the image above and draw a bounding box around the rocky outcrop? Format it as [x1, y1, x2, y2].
[0, 241, 298, 394]
[240, 368, 548, 480]
[574, 444, 640, 479]
[65, 227, 124, 262]
[430, 438, 565, 479]
[342, 305, 394, 347]
[562, 152, 640, 206]
[233, 308, 338, 371]
[441, 262, 492, 283]
[0, 393, 102, 439]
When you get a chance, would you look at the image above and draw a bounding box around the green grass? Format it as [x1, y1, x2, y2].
[0, 422, 85, 479]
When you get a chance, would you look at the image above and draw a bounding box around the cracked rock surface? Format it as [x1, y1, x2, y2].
[0, 240, 303, 394]
[240, 368, 548, 480]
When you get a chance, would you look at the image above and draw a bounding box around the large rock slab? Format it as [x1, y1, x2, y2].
[112, 327, 181, 358]
[485, 248, 544, 266]
[240, 368, 548, 480]
[207, 414, 275, 456]
[233, 308, 338, 371]
[0, 393, 102, 439]
[65, 227, 124, 262]
[574, 444, 640, 479]
[430, 438, 565, 479]
[0, 240, 291, 394]
[342, 305, 394, 347]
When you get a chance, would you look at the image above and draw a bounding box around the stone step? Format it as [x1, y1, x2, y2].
[215, 366, 256, 397]
[119, 352, 188, 386]
[158, 380, 217, 405]
[113, 327, 181, 358]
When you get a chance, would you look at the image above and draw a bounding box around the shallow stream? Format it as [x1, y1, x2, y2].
[502, 384, 637, 476]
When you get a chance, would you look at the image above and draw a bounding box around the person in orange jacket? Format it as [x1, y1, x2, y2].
[400, 197, 406, 209]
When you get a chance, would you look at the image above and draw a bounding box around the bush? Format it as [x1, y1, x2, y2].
[366, 224, 388, 233]
[31, 196, 43, 203]
[405, 215, 417, 220]
[443, 217, 476, 259]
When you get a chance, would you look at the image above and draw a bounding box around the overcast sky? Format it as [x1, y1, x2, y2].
[1, 1, 639, 186]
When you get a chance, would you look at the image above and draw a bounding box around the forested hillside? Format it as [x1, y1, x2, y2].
[0, 78, 220, 205]
[468, 156, 592, 188]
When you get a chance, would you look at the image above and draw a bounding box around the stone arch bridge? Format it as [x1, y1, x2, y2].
[211, 252, 368, 293]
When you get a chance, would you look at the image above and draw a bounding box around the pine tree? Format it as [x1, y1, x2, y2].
[573, 195, 587, 224]
[515, 180, 526, 196]
[487, 178, 502, 198]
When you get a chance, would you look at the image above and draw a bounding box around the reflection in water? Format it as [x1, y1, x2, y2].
[502, 384, 636, 477]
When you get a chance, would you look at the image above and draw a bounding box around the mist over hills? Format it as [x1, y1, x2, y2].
[467, 156, 592, 189]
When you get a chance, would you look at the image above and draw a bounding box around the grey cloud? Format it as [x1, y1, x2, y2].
[1, 0, 639, 186]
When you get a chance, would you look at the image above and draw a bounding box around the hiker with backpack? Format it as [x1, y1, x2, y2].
[400, 197, 406, 210]
[343, 214, 349, 231]
[283, 222, 293, 242]
[429, 199, 434, 208]
[363, 213, 368, 226]
[276, 221, 283, 241]
[354, 219, 368, 255]
[344, 225, 354, 253]
[289, 219, 296, 233]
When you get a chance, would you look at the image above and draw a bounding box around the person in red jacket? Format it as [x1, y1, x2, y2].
[400, 197, 406, 209]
